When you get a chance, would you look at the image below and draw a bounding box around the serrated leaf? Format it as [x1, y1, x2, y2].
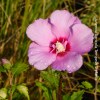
[71, 90, 84, 100]
[12, 62, 28, 76]
[17, 84, 30, 100]
[82, 81, 93, 89]
[40, 70, 59, 88]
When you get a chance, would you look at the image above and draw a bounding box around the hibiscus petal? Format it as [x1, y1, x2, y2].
[50, 10, 81, 38]
[26, 19, 55, 46]
[65, 52, 83, 73]
[51, 58, 67, 71]
[52, 52, 83, 73]
[28, 42, 56, 70]
[69, 24, 94, 54]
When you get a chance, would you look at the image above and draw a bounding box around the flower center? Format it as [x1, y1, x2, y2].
[55, 41, 66, 53]
[50, 37, 70, 56]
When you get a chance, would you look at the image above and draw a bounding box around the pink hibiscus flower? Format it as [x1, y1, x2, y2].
[26, 10, 93, 73]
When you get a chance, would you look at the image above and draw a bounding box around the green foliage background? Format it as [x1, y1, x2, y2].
[0, 0, 100, 100]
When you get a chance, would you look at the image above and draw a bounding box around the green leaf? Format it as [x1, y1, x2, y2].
[40, 70, 59, 89]
[0, 88, 7, 99]
[63, 94, 71, 100]
[97, 85, 100, 93]
[12, 62, 28, 76]
[82, 81, 93, 89]
[36, 81, 48, 91]
[71, 90, 84, 100]
[3, 63, 12, 70]
[84, 62, 94, 70]
[0, 66, 6, 72]
[12, 85, 17, 94]
[17, 84, 30, 100]
[36, 81, 52, 100]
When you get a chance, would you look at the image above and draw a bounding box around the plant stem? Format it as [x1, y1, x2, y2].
[39, 77, 42, 100]
[9, 71, 13, 100]
[52, 90, 57, 100]
[43, 0, 46, 18]
[57, 73, 62, 100]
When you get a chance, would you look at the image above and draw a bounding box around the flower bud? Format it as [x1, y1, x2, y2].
[2, 58, 12, 70]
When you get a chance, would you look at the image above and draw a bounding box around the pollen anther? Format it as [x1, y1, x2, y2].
[55, 41, 66, 53]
